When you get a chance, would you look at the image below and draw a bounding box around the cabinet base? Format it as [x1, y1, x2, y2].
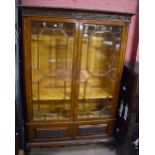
[26, 137, 115, 150]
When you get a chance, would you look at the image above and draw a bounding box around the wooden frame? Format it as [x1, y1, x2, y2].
[22, 7, 133, 148]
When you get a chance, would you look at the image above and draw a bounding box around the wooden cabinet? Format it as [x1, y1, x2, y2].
[21, 7, 133, 147]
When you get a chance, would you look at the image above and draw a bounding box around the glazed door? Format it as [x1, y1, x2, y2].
[76, 21, 124, 120]
[24, 17, 126, 123]
[28, 18, 77, 122]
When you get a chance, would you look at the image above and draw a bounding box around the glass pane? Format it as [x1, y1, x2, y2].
[31, 21, 75, 121]
[77, 99, 112, 119]
[77, 24, 123, 119]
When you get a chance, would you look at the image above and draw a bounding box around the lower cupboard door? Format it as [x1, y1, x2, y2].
[74, 122, 114, 139]
[27, 122, 114, 142]
[27, 124, 72, 142]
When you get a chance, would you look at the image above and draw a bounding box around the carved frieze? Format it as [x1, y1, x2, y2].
[22, 7, 132, 22]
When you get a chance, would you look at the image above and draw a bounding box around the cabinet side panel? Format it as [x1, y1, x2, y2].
[23, 17, 33, 122]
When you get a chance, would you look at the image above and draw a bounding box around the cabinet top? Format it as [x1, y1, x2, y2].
[20, 6, 134, 23]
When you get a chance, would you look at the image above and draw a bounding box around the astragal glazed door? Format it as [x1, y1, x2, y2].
[29, 18, 78, 122]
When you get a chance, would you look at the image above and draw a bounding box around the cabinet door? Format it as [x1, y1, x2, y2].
[76, 21, 125, 120]
[25, 18, 77, 122]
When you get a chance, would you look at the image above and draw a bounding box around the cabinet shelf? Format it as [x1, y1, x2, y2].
[79, 87, 113, 99]
[33, 88, 71, 100]
[33, 87, 113, 101]
[33, 113, 69, 121]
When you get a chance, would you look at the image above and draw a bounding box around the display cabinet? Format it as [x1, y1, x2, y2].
[21, 7, 133, 147]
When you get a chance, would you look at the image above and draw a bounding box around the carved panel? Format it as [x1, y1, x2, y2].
[36, 128, 67, 139]
[78, 124, 108, 136]
[22, 8, 131, 22]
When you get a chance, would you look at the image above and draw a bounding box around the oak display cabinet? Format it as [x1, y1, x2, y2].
[21, 7, 133, 147]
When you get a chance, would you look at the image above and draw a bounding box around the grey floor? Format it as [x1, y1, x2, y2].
[28, 144, 116, 155]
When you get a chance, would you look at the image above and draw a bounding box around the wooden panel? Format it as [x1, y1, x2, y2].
[74, 121, 114, 139]
[36, 128, 68, 139]
[27, 124, 72, 142]
[78, 124, 108, 136]
[23, 16, 33, 122]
